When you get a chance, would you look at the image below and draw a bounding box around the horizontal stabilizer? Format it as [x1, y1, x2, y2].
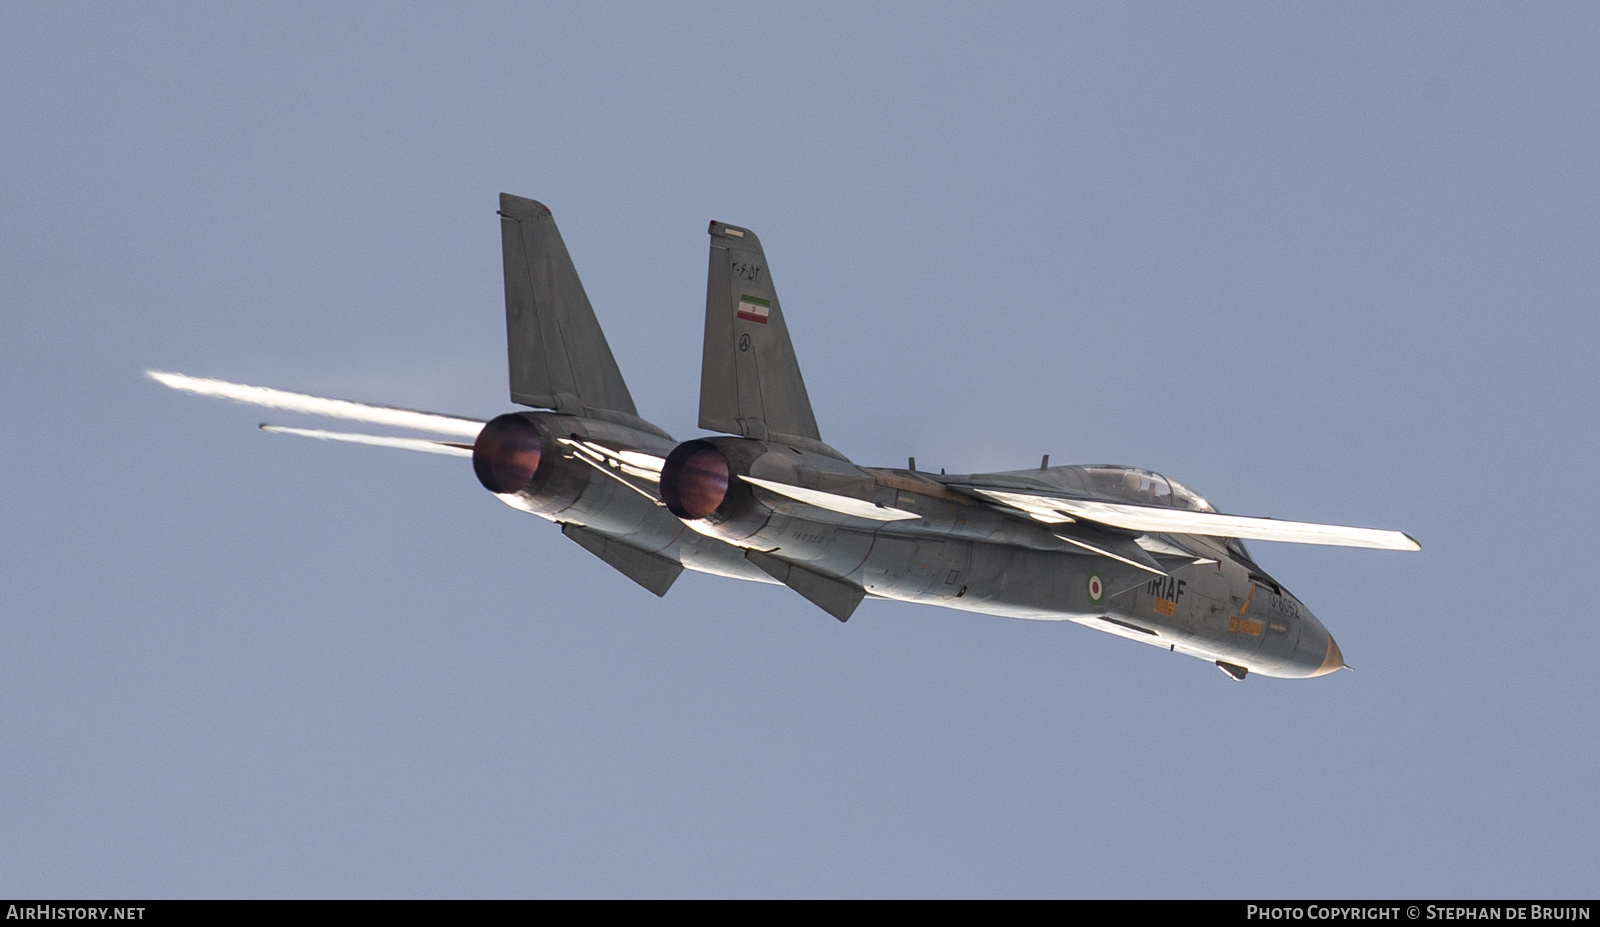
[739, 476, 919, 522]
[260, 424, 473, 457]
[563, 524, 683, 597]
[149, 371, 484, 437]
[964, 486, 1419, 551]
[745, 549, 864, 622]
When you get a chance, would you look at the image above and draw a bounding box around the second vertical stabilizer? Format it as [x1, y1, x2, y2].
[700, 221, 843, 460]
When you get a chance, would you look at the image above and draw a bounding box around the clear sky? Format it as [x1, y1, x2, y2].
[3, 3, 1597, 898]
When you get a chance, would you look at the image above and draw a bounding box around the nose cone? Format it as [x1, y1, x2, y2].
[1287, 605, 1347, 678]
[1308, 632, 1346, 677]
[1245, 594, 1350, 679]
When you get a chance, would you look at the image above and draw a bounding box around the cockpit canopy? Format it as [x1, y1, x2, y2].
[1074, 466, 1215, 513]
[1071, 466, 1250, 559]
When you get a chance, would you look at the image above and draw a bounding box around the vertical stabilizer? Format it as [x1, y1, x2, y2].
[499, 194, 665, 436]
[700, 221, 843, 460]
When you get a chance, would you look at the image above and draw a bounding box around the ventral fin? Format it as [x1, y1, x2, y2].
[562, 523, 683, 597]
[744, 549, 864, 622]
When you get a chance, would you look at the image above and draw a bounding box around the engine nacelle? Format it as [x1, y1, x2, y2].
[471, 411, 591, 516]
[660, 436, 875, 542]
[660, 437, 765, 538]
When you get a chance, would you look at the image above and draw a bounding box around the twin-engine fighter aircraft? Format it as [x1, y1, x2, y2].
[152, 194, 1418, 681]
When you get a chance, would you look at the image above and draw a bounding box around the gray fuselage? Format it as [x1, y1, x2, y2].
[498, 420, 1341, 680]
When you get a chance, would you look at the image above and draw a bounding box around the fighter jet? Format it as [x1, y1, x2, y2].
[152, 194, 1418, 681]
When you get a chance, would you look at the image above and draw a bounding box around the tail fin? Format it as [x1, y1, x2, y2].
[699, 221, 843, 459]
[498, 194, 665, 436]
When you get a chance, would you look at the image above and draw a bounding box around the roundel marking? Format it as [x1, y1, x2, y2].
[738, 333, 752, 352]
[1087, 572, 1104, 604]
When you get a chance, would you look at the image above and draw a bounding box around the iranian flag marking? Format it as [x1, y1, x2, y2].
[736, 294, 770, 324]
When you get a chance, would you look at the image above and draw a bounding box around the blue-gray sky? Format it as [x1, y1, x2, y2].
[3, 3, 1597, 898]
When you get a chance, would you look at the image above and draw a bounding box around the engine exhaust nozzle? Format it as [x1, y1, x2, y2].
[472, 413, 544, 494]
[660, 440, 731, 519]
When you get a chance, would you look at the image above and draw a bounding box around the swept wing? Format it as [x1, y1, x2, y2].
[259, 424, 473, 456]
[962, 486, 1419, 551]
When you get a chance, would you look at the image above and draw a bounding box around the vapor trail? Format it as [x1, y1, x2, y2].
[147, 371, 484, 438]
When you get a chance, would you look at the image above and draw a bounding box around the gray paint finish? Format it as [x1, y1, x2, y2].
[14, 6, 1597, 897]
[700, 221, 840, 459]
[500, 194, 665, 437]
